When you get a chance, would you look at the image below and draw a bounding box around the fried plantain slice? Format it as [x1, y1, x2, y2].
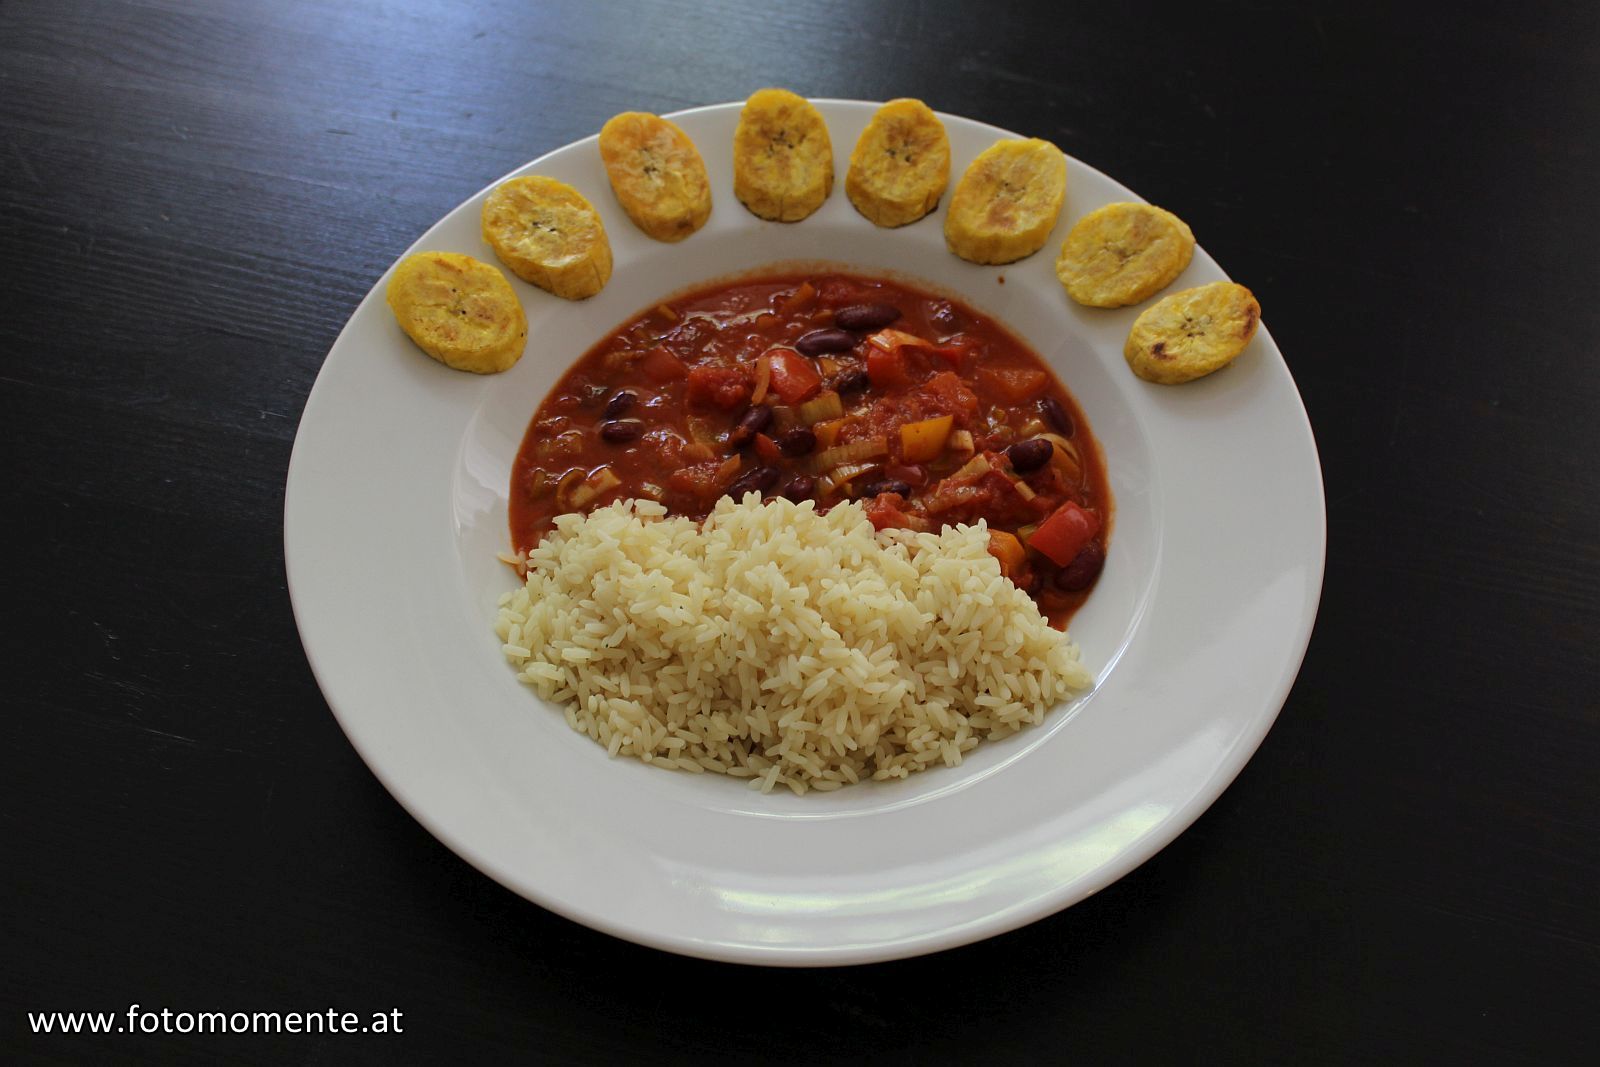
[385, 251, 527, 374]
[1124, 281, 1260, 384]
[732, 88, 834, 222]
[1056, 202, 1195, 307]
[481, 176, 612, 300]
[944, 138, 1066, 264]
[845, 98, 950, 228]
[598, 112, 712, 242]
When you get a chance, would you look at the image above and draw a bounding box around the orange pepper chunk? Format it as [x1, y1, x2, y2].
[987, 530, 1027, 578]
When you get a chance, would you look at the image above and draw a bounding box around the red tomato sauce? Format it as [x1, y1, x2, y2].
[509, 271, 1112, 624]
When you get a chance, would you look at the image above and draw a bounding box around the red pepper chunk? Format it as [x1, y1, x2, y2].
[766, 348, 821, 404]
[1028, 501, 1101, 566]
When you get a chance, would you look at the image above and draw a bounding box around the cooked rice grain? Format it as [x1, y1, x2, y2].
[494, 496, 1091, 794]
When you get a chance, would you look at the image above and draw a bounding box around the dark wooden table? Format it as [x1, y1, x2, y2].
[7, 0, 1597, 1062]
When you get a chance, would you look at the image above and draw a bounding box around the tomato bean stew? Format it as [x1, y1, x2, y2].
[510, 272, 1112, 624]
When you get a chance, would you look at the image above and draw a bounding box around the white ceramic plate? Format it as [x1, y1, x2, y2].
[286, 100, 1324, 965]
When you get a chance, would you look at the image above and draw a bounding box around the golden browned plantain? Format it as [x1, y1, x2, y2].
[732, 88, 833, 222]
[1056, 202, 1195, 307]
[944, 138, 1066, 264]
[385, 251, 527, 374]
[598, 112, 712, 242]
[1124, 281, 1260, 384]
[845, 98, 950, 228]
[481, 176, 612, 299]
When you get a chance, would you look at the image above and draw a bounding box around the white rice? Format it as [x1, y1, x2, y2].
[494, 496, 1092, 794]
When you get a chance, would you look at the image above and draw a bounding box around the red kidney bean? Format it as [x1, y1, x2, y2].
[727, 404, 773, 446]
[831, 367, 870, 395]
[1054, 541, 1105, 591]
[1040, 395, 1074, 437]
[834, 304, 902, 331]
[860, 478, 911, 498]
[726, 465, 780, 499]
[776, 427, 816, 456]
[795, 328, 856, 355]
[886, 463, 927, 486]
[602, 390, 637, 418]
[599, 419, 643, 443]
[780, 475, 815, 501]
[1007, 438, 1053, 473]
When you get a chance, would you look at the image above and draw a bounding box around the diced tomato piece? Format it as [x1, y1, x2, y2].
[867, 345, 910, 388]
[919, 371, 980, 423]
[863, 493, 927, 532]
[957, 466, 1044, 527]
[767, 347, 822, 404]
[686, 365, 752, 409]
[667, 459, 728, 502]
[978, 365, 1047, 403]
[1028, 501, 1101, 566]
[638, 345, 689, 383]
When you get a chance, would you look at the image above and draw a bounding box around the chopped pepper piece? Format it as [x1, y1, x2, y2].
[767, 347, 822, 404]
[987, 530, 1027, 578]
[899, 415, 954, 463]
[1028, 501, 1101, 566]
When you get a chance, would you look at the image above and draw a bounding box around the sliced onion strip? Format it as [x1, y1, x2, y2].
[795, 389, 844, 426]
[750, 353, 772, 406]
[809, 435, 888, 473]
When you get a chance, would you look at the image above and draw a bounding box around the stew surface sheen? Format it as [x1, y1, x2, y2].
[510, 271, 1112, 624]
